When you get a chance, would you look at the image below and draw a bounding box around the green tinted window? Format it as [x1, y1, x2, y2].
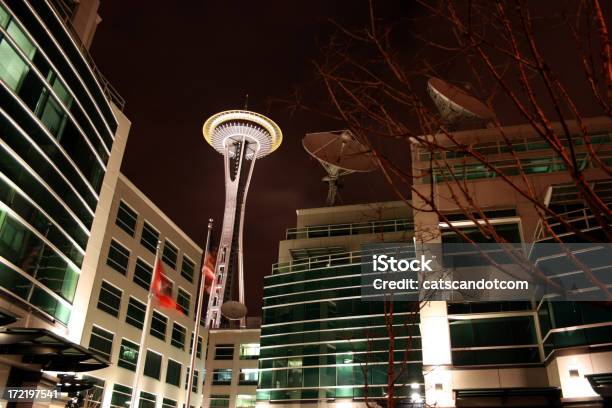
[117, 339, 139, 371]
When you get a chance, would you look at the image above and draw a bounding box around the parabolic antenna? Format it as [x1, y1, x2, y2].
[303, 130, 377, 206]
[427, 77, 493, 125]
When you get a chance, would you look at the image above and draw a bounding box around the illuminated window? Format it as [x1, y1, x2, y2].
[239, 343, 260, 360]
[236, 395, 256, 408]
[212, 369, 232, 385]
[117, 339, 139, 371]
[239, 368, 259, 385]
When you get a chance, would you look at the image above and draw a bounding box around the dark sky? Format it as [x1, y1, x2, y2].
[90, 1, 400, 314]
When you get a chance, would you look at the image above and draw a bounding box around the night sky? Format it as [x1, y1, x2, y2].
[90, 1, 400, 314]
[89, 1, 610, 315]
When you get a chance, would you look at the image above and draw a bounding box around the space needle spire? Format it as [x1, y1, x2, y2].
[203, 110, 282, 328]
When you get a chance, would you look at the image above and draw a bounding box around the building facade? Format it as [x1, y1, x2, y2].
[0, 0, 130, 395]
[257, 202, 419, 406]
[202, 320, 261, 408]
[410, 116, 612, 407]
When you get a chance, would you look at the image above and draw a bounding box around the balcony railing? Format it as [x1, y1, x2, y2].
[532, 205, 611, 242]
[285, 218, 413, 240]
[271, 245, 416, 275]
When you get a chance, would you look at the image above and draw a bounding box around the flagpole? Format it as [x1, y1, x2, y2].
[129, 240, 161, 408]
[185, 219, 213, 408]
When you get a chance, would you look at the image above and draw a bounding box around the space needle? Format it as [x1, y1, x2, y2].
[203, 110, 282, 328]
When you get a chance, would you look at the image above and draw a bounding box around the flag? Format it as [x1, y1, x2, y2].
[151, 257, 183, 314]
[203, 250, 217, 294]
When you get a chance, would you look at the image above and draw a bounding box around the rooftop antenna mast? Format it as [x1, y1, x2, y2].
[303, 130, 377, 206]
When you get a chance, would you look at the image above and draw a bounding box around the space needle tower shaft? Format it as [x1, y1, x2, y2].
[203, 110, 282, 328]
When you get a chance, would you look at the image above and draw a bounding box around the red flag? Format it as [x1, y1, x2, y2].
[203, 250, 217, 294]
[151, 257, 184, 314]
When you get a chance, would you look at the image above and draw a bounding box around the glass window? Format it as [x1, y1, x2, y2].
[177, 288, 190, 315]
[141, 221, 159, 253]
[107, 239, 130, 274]
[139, 391, 156, 408]
[110, 384, 132, 408]
[81, 376, 104, 408]
[162, 240, 178, 269]
[192, 370, 199, 393]
[165, 359, 182, 387]
[162, 398, 176, 408]
[210, 395, 230, 408]
[116, 201, 137, 236]
[240, 343, 260, 360]
[150, 311, 167, 340]
[0, 34, 30, 91]
[162, 398, 177, 408]
[236, 395, 256, 408]
[97, 281, 121, 317]
[126, 297, 146, 329]
[133, 258, 153, 290]
[180, 256, 195, 282]
[239, 369, 259, 385]
[212, 369, 232, 385]
[117, 339, 139, 371]
[171, 323, 186, 349]
[143, 350, 162, 379]
[189, 333, 203, 359]
[214, 343, 234, 360]
[88, 326, 113, 360]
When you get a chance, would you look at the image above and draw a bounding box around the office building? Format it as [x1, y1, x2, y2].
[202, 318, 261, 408]
[257, 202, 418, 406]
[77, 174, 205, 408]
[0, 0, 130, 395]
[411, 116, 612, 407]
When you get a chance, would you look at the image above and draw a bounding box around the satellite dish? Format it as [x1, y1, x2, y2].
[427, 77, 493, 125]
[220, 300, 248, 320]
[303, 130, 377, 206]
